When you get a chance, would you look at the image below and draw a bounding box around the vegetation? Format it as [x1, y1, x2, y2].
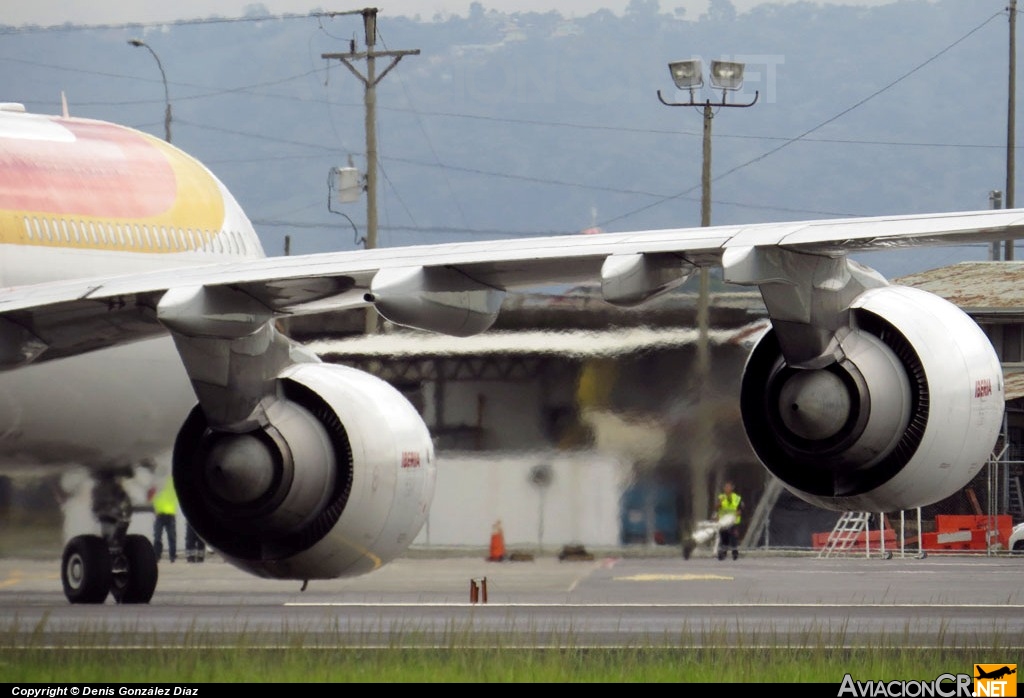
[1, 1, 1013, 278]
[0, 639, 1014, 683]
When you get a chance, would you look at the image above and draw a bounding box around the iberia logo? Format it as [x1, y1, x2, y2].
[975, 664, 1017, 697]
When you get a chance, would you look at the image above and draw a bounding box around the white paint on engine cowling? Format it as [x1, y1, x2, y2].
[800, 285, 1003, 511]
[369, 265, 505, 337]
[222, 362, 435, 581]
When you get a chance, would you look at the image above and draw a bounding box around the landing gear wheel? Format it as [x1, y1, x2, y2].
[62, 535, 112, 604]
[111, 534, 158, 604]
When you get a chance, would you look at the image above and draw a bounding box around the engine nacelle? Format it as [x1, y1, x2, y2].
[740, 285, 1004, 512]
[173, 363, 435, 580]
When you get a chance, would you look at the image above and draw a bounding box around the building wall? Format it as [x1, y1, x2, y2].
[426, 379, 557, 451]
[405, 342, 768, 547]
[414, 450, 629, 550]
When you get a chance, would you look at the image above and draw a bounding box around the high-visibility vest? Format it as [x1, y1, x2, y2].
[153, 482, 178, 516]
[717, 492, 741, 525]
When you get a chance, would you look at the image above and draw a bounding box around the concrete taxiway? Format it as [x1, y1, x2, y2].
[0, 550, 1021, 648]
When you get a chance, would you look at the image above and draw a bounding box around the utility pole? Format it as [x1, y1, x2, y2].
[991, 190, 1003, 260]
[322, 8, 419, 334]
[701, 102, 713, 228]
[1007, 0, 1017, 261]
[695, 102, 713, 520]
[659, 59, 757, 527]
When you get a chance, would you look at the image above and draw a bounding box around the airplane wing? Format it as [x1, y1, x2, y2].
[8, 204, 1021, 605]
[11, 95, 1018, 608]
[2, 207, 1023, 368]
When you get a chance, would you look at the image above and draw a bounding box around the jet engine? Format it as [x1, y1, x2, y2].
[740, 285, 1004, 512]
[172, 362, 435, 581]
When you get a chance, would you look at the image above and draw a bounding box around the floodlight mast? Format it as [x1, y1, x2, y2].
[657, 59, 758, 527]
[657, 60, 758, 227]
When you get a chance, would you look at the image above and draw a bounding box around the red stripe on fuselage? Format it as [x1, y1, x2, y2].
[0, 119, 176, 218]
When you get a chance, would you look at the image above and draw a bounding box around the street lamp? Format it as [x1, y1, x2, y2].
[659, 59, 758, 226]
[657, 58, 758, 528]
[128, 39, 172, 143]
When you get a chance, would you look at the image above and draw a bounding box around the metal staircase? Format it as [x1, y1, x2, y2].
[818, 511, 870, 558]
[1010, 476, 1024, 522]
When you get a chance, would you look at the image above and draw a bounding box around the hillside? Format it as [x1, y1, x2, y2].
[0, 0, 1016, 277]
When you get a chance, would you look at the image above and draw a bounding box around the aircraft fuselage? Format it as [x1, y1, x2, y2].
[0, 105, 265, 473]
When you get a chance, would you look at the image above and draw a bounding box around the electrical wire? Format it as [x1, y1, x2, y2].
[597, 9, 1007, 229]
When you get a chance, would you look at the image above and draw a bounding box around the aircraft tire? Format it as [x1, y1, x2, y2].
[61, 535, 112, 604]
[111, 534, 158, 604]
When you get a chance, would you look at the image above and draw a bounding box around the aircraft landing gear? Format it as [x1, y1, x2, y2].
[61, 535, 111, 604]
[110, 534, 158, 603]
[60, 472, 158, 605]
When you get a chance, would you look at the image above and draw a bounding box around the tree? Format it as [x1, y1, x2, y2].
[706, 0, 737, 22]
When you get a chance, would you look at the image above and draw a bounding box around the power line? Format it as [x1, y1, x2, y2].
[599, 10, 1007, 229]
[0, 54, 326, 105]
[7, 9, 1004, 231]
[251, 219, 564, 237]
[376, 106, 1024, 150]
[0, 10, 343, 35]
[174, 117, 333, 151]
[320, 8, 419, 334]
[5, 53, 1019, 153]
[379, 105, 1024, 150]
[387, 154, 857, 216]
[176, 117, 855, 218]
[378, 28, 468, 230]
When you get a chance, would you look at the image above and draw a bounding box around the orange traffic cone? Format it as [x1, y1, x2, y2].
[488, 520, 506, 562]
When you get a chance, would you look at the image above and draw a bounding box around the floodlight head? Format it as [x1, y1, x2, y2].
[710, 60, 745, 90]
[668, 60, 704, 90]
[128, 39, 145, 47]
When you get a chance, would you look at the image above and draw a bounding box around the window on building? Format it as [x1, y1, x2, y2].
[1009, 426, 1024, 462]
[1005, 325, 1023, 364]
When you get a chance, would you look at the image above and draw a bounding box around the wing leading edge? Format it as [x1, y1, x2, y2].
[1, 207, 1023, 368]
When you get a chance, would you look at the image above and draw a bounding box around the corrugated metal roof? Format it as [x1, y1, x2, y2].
[896, 261, 1024, 311]
[1004, 367, 1024, 401]
[307, 321, 770, 359]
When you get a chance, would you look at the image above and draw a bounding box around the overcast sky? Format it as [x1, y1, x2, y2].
[7, 0, 905, 27]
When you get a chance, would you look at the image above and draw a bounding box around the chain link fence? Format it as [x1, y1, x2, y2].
[751, 458, 1024, 557]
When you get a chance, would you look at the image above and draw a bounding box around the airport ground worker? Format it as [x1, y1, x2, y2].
[715, 481, 744, 560]
[151, 478, 178, 563]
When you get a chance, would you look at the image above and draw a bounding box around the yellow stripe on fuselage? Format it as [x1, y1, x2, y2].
[0, 117, 229, 254]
